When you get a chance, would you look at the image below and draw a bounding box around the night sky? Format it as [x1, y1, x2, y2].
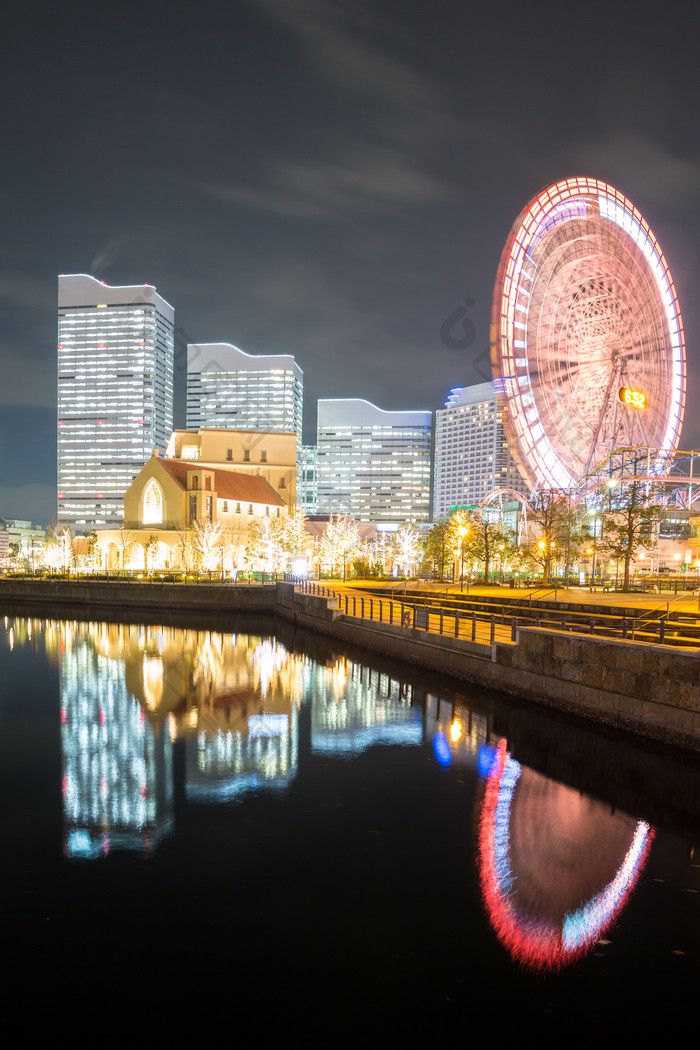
[2, 0, 699, 524]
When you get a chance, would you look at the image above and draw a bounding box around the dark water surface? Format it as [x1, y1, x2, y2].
[1, 609, 698, 1043]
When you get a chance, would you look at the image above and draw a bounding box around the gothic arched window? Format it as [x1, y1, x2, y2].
[143, 479, 163, 525]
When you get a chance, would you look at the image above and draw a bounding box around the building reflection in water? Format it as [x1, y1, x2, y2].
[34, 618, 424, 837]
[51, 622, 312, 818]
[477, 738, 653, 971]
[58, 621, 174, 859]
[425, 691, 493, 769]
[178, 635, 305, 802]
[310, 659, 421, 755]
[0, 615, 657, 965]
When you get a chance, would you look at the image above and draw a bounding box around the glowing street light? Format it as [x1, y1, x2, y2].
[458, 523, 469, 592]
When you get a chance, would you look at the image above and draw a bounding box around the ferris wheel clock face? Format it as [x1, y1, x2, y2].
[490, 177, 686, 490]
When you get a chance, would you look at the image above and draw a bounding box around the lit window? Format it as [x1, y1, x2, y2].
[143, 479, 163, 525]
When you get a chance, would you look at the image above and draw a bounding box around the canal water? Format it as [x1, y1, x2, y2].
[1, 609, 698, 1042]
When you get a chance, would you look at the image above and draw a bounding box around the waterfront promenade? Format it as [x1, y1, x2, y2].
[321, 579, 700, 649]
[2, 575, 699, 749]
[343, 578, 700, 617]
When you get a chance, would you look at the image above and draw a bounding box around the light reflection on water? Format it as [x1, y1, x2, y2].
[478, 738, 653, 970]
[0, 613, 695, 1011]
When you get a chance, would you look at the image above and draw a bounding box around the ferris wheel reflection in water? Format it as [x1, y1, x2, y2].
[477, 738, 653, 971]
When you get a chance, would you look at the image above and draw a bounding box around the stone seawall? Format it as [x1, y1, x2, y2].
[0, 578, 274, 612]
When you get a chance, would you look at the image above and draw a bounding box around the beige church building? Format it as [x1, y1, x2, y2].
[95, 428, 297, 571]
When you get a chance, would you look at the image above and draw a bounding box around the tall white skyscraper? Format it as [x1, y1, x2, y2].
[433, 382, 529, 520]
[316, 399, 432, 523]
[186, 343, 303, 444]
[57, 274, 174, 529]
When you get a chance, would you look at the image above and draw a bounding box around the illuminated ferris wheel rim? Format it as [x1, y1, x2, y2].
[490, 177, 686, 491]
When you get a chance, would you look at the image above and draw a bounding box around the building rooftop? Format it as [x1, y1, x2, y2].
[158, 459, 285, 507]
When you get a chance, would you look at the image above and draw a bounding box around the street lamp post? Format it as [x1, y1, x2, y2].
[458, 524, 468, 592]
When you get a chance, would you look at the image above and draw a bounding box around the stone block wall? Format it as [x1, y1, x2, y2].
[494, 627, 700, 747]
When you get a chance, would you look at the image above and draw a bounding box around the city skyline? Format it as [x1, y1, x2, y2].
[2, 1, 699, 523]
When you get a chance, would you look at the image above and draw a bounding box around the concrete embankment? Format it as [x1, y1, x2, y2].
[0, 577, 275, 612]
[2, 577, 699, 752]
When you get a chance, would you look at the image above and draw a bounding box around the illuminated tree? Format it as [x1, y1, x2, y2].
[394, 525, 420, 577]
[113, 527, 138, 570]
[175, 527, 197, 571]
[278, 509, 313, 566]
[246, 516, 285, 572]
[45, 527, 74, 572]
[524, 490, 574, 583]
[85, 532, 101, 570]
[318, 515, 361, 578]
[193, 519, 225, 571]
[145, 534, 161, 571]
[354, 532, 393, 577]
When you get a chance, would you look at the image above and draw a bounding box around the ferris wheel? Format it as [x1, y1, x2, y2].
[490, 177, 686, 491]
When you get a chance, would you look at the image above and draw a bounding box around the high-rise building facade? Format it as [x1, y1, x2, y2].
[433, 382, 529, 520]
[316, 399, 432, 523]
[297, 444, 318, 515]
[58, 274, 174, 529]
[186, 343, 303, 445]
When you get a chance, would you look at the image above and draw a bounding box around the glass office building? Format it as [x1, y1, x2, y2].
[57, 274, 174, 529]
[186, 343, 303, 445]
[316, 399, 432, 523]
[433, 382, 529, 519]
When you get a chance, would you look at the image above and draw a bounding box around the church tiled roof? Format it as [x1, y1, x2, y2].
[157, 458, 285, 507]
